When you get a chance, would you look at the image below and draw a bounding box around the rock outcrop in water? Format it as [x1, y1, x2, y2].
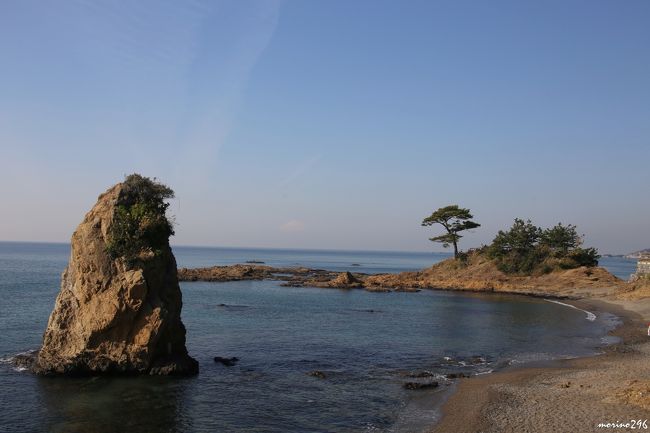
[34, 175, 198, 375]
[179, 252, 627, 299]
[177, 264, 368, 289]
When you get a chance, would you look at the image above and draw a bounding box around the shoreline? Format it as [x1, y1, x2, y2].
[178, 261, 650, 432]
[429, 297, 650, 433]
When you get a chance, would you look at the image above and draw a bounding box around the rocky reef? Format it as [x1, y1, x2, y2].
[177, 264, 367, 289]
[179, 251, 627, 299]
[33, 176, 198, 375]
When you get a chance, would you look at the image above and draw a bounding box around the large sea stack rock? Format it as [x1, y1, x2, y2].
[35, 176, 198, 375]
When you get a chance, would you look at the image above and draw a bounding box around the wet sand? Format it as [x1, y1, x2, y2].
[431, 299, 650, 433]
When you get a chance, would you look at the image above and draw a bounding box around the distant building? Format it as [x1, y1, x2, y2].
[631, 254, 650, 281]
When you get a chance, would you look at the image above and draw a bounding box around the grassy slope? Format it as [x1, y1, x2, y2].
[364, 253, 626, 298]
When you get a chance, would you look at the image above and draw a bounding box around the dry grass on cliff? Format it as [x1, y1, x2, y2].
[616, 277, 650, 300]
[365, 253, 626, 298]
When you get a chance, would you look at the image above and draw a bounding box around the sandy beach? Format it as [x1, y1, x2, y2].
[431, 298, 650, 433]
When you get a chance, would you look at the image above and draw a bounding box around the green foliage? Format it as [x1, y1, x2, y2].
[489, 219, 541, 255]
[106, 174, 175, 264]
[540, 223, 580, 253]
[422, 205, 480, 258]
[487, 219, 600, 274]
[566, 247, 600, 267]
[429, 233, 461, 249]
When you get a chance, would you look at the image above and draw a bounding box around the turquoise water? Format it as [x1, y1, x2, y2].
[0, 242, 627, 432]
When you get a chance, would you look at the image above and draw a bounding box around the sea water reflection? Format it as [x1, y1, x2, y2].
[36, 375, 192, 433]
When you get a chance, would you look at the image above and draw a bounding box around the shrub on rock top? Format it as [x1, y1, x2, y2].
[106, 174, 175, 264]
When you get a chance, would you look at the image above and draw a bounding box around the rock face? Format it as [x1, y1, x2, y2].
[35, 183, 198, 375]
[320, 271, 363, 289]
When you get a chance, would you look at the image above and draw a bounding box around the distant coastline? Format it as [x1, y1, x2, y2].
[625, 248, 650, 259]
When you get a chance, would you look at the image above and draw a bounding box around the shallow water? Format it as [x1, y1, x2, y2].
[0, 242, 625, 432]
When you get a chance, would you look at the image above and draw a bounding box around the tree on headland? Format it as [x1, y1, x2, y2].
[540, 222, 581, 254]
[487, 219, 599, 274]
[489, 218, 542, 256]
[421, 205, 480, 259]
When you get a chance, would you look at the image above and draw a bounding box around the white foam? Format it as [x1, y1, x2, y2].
[544, 299, 596, 321]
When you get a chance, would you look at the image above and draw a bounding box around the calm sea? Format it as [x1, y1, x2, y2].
[0, 242, 632, 433]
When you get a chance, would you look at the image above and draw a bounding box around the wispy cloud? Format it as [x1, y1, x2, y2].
[279, 154, 322, 189]
[280, 220, 305, 232]
[174, 0, 283, 183]
[65, 0, 283, 181]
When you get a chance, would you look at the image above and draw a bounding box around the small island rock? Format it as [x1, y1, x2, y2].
[34, 175, 198, 376]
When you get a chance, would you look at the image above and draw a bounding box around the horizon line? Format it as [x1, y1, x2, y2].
[0, 239, 453, 256]
[0, 240, 638, 256]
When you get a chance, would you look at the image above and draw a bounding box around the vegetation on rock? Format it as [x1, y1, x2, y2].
[37, 177, 197, 375]
[486, 219, 599, 275]
[106, 174, 175, 263]
[422, 205, 480, 258]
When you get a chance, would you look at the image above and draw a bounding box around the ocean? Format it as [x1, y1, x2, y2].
[0, 242, 633, 433]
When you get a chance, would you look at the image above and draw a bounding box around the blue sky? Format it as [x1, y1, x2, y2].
[1, 0, 648, 253]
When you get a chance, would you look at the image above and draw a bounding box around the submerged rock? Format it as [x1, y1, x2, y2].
[445, 372, 471, 379]
[403, 381, 439, 390]
[34, 176, 198, 376]
[307, 370, 326, 379]
[11, 350, 39, 371]
[214, 356, 239, 367]
[401, 370, 436, 378]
